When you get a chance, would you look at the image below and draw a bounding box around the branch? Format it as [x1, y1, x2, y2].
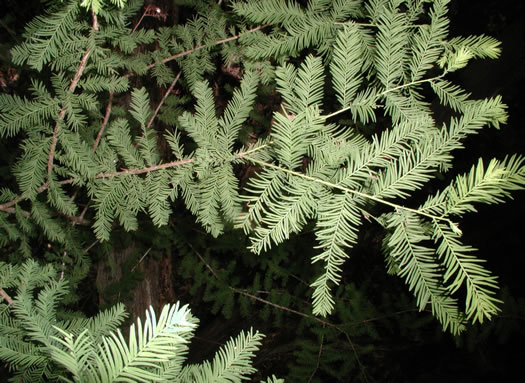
[189, 242, 335, 328]
[93, 92, 114, 151]
[242, 155, 455, 225]
[146, 72, 181, 131]
[146, 24, 268, 69]
[323, 73, 445, 120]
[0, 143, 271, 215]
[0, 288, 13, 305]
[47, 11, 100, 176]
[307, 333, 324, 383]
[96, 158, 195, 178]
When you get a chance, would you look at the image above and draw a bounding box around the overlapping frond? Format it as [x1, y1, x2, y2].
[51, 303, 196, 383]
[375, 8, 408, 90]
[445, 34, 502, 60]
[271, 106, 324, 170]
[145, 170, 174, 227]
[10, 1, 82, 71]
[244, 15, 336, 60]
[432, 222, 501, 323]
[430, 79, 471, 112]
[408, 0, 449, 81]
[238, 168, 287, 235]
[218, 70, 259, 149]
[330, 23, 364, 108]
[91, 175, 144, 241]
[58, 129, 99, 179]
[0, 94, 60, 137]
[384, 211, 466, 334]
[311, 191, 363, 316]
[232, 0, 305, 26]
[178, 328, 263, 383]
[178, 81, 219, 150]
[107, 119, 145, 169]
[421, 155, 525, 217]
[12, 136, 51, 200]
[249, 175, 319, 254]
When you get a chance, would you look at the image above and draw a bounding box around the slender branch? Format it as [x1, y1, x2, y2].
[0, 288, 13, 305]
[307, 332, 324, 383]
[97, 158, 195, 178]
[323, 73, 445, 120]
[190, 243, 335, 328]
[132, 10, 147, 32]
[344, 332, 369, 383]
[47, 11, 99, 176]
[93, 92, 114, 151]
[0, 200, 89, 225]
[0, 143, 271, 214]
[242, 155, 454, 225]
[146, 24, 268, 69]
[146, 72, 181, 131]
[131, 247, 152, 272]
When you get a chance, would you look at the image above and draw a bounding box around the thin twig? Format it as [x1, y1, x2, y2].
[146, 72, 181, 131]
[344, 332, 369, 383]
[97, 158, 195, 178]
[93, 92, 114, 151]
[0, 288, 13, 305]
[132, 10, 147, 32]
[131, 247, 152, 272]
[340, 308, 421, 328]
[307, 331, 324, 383]
[47, 11, 99, 176]
[146, 24, 268, 69]
[83, 239, 99, 253]
[190, 243, 335, 328]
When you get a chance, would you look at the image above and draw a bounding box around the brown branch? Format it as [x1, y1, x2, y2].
[47, 11, 100, 176]
[0, 159, 194, 214]
[132, 10, 147, 33]
[0, 288, 13, 305]
[0, 142, 270, 215]
[93, 92, 114, 151]
[97, 158, 195, 179]
[146, 24, 269, 70]
[146, 72, 181, 131]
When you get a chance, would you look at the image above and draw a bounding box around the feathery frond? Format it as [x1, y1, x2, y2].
[384, 211, 466, 334]
[330, 23, 364, 108]
[10, 1, 82, 71]
[311, 191, 363, 316]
